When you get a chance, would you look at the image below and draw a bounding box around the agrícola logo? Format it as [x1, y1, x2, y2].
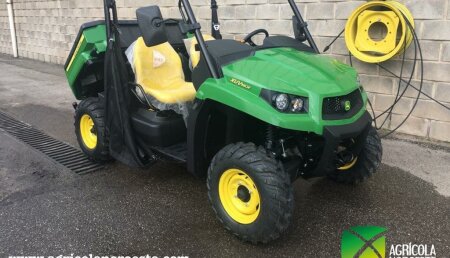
[341, 226, 437, 258]
[341, 226, 387, 258]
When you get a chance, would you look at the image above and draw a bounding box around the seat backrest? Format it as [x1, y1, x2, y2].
[187, 34, 216, 69]
[134, 37, 186, 92]
[136, 6, 167, 47]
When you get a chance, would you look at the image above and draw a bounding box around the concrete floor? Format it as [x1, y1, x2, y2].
[0, 54, 449, 257]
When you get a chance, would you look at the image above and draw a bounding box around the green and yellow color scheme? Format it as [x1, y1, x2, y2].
[65, 23, 367, 137]
[219, 169, 261, 224]
[64, 22, 107, 99]
[341, 226, 387, 258]
[64, 1, 383, 243]
[344, 100, 352, 112]
[196, 47, 367, 135]
[65, 24, 368, 140]
[66, 34, 85, 73]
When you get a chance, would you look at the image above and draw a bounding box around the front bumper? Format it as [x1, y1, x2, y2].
[305, 111, 372, 178]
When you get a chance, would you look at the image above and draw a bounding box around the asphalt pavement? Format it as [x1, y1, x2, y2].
[0, 54, 449, 257]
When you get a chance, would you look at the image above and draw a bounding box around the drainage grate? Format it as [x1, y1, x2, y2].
[0, 110, 104, 174]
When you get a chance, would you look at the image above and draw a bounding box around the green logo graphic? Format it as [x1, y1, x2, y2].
[341, 226, 387, 258]
[344, 100, 352, 111]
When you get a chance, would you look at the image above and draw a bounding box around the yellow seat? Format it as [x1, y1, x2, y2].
[134, 37, 196, 104]
[189, 34, 215, 69]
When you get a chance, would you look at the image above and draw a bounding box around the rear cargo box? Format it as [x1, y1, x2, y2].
[64, 21, 141, 100]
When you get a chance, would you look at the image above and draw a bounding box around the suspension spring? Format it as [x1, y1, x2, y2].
[265, 126, 275, 151]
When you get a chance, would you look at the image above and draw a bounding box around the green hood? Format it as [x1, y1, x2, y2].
[196, 47, 368, 134]
[222, 47, 359, 97]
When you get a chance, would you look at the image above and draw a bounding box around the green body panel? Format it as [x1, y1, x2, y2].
[65, 24, 107, 99]
[196, 48, 368, 135]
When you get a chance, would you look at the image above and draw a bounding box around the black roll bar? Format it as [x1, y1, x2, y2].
[288, 0, 319, 53]
[103, 0, 119, 50]
[211, 0, 222, 39]
[179, 0, 220, 79]
[103, 0, 318, 77]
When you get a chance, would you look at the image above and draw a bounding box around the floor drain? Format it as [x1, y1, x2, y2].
[0, 110, 103, 174]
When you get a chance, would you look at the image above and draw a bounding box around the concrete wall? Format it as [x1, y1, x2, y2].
[1, 0, 450, 142]
[0, 1, 10, 55]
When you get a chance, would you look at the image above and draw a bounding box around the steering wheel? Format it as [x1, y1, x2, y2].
[243, 29, 269, 46]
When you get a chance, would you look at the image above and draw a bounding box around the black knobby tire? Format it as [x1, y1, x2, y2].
[74, 97, 111, 162]
[328, 126, 382, 184]
[207, 142, 294, 244]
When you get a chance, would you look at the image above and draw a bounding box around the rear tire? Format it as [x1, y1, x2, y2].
[75, 98, 111, 162]
[328, 127, 382, 184]
[207, 142, 294, 244]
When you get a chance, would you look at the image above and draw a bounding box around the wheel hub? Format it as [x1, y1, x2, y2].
[336, 140, 359, 171]
[218, 169, 261, 224]
[337, 152, 358, 171]
[237, 185, 251, 203]
[80, 114, 97, 150]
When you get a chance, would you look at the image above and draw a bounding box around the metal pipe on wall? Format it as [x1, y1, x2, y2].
[6, 0, 18, 58]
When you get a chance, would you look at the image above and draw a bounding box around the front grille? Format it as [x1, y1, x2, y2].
[322, 89, 363, 120]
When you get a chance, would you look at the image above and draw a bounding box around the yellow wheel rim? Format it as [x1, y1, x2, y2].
[338, 157, 358, 171]
[80, 114, 97, 150]
[345, 1, 415, 63]
[218, 169, 261, 224]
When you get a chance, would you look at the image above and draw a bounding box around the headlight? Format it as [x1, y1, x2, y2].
[260, 89, 308, 113]
[290, 98, 304, 112]
[275, 94, 289, 111]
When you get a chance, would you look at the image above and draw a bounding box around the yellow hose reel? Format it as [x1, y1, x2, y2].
[345, 1, 415, 63]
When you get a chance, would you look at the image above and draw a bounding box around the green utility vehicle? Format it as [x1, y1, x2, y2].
[64, 0, 382, 243]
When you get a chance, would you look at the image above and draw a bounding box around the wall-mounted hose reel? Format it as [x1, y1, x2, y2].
[345, 1, 415, 63]
[341, 0, 421, 137]
[324, 0, 449, 138]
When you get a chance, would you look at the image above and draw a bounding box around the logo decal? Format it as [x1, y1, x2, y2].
[66, 34, 85, 72]
[230, 78, 251, 90]
[344, 100, 352, 112]
[153, 50, 166, 68]
[341, 226, 387, 258]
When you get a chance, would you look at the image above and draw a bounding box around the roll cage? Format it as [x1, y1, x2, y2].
[103, 0, 320, 80]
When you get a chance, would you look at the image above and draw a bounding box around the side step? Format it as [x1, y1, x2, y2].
[152, 142, 187, 163]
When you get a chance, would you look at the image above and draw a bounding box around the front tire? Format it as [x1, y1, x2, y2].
[75, 98, 110, 162]
[207, 142, 294, 244]
[328, 126, 382, 184]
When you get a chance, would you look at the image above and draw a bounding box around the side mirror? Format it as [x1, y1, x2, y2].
[292, 16, 307, 42]
[136, 6, 168, 47]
